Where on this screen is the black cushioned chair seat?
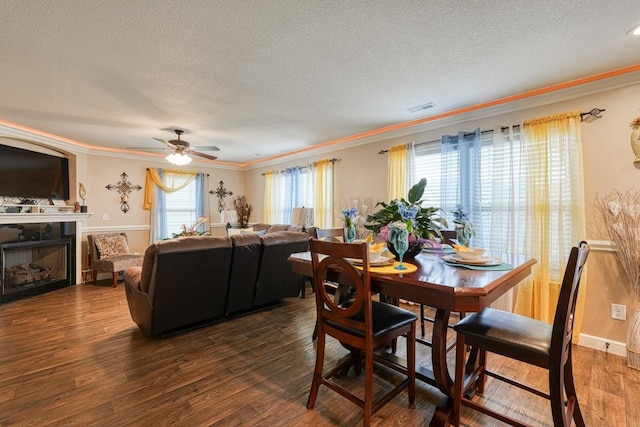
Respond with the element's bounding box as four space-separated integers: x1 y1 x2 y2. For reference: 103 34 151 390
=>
454 307 552 369
328 299 418 338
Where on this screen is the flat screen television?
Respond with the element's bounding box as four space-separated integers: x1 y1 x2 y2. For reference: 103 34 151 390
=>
0 144 70 201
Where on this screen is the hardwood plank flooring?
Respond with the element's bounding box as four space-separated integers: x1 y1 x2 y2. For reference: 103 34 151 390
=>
0 283 637 426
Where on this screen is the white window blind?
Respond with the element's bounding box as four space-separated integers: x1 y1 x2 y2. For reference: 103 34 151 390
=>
163 179 199 238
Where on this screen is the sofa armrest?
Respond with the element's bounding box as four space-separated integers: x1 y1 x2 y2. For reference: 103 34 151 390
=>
124 266 143 291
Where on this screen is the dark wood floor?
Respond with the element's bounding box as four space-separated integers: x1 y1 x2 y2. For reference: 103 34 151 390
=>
0 282 638 426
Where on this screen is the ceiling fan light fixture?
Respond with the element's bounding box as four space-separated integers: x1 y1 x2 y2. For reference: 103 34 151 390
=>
627 23 640 36
166 151 192 165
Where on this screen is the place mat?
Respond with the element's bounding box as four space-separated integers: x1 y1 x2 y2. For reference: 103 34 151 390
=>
442 259 514 271
354 261 417 274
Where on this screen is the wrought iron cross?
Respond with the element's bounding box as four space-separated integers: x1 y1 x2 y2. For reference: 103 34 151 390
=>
106 172 142 213
209 180 233 212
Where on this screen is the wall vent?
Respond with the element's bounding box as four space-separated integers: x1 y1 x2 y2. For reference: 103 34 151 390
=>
407 102 437 114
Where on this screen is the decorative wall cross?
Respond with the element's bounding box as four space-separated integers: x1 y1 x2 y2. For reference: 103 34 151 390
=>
209 180 233 212
106 172 142 213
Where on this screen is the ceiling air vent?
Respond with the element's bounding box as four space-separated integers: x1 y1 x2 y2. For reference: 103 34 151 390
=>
407 102 436 114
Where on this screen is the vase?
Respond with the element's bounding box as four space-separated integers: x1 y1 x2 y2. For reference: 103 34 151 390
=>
631 128 640 164
627 304 640 370
345 225 356 243
456 230 470 247
388 242 423 260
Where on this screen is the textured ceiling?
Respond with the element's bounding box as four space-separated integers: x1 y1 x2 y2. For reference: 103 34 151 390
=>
0 0 639 166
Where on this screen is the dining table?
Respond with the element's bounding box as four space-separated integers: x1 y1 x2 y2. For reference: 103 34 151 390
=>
288 249 536 426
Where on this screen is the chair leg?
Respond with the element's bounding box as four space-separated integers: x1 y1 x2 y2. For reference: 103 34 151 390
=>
564 352 586 427
92 269 97 285
420 304 425 337
363 343 374 427
452 333 467 426
112 272 118 287
307 328 325 409
407 322 416 404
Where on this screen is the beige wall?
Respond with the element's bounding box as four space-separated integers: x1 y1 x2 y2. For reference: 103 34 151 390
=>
244 82 640 348
77 154 244 273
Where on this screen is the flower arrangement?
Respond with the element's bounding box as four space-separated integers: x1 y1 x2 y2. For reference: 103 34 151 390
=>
365 178 447 244
342 207 358 228
233 195 252 228
631 116 640 130
451 204 475 246
171 216 209 238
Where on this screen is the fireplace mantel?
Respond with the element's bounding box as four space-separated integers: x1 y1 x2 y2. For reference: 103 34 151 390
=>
0 213 91 285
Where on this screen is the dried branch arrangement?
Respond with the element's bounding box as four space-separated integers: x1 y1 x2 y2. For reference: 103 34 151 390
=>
233 196 252 229
594 189 640 300
338 196 377 239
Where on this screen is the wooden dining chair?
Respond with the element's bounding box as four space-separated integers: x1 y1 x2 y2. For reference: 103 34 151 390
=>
452 241 590 427
314 227 345 242
307 239 417 426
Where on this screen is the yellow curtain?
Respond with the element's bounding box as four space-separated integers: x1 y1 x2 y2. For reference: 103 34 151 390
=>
263 171 276 223
514 111 587 340
143 168 197 210
387 144 407 200
314 159 333 228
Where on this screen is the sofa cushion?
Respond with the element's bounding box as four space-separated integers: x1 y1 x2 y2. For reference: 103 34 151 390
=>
266 224 293 233
95 234 130 258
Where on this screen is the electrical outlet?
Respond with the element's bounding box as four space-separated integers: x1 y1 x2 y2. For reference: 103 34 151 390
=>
102 212 109 221
611 303 626 321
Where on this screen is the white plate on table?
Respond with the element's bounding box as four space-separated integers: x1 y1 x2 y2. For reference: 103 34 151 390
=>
443 254 502 266
347 256 394 266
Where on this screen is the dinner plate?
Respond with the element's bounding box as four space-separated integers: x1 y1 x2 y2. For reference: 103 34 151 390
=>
348 256 394 266
443 254 502 266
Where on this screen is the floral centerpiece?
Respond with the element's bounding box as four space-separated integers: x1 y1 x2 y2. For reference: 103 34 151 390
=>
451 204 475 247
342 207 358 242
171 216 209 238
365 178 447 258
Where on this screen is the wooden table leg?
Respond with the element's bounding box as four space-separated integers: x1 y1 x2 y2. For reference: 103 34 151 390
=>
429 308 454 426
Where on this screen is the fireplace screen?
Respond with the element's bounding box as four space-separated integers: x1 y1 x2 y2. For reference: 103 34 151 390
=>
2 240 69 298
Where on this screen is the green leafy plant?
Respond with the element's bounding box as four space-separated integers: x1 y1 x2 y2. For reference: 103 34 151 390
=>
365 178 447 243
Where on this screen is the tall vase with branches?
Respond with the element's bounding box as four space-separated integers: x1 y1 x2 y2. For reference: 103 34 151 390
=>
594 189 640 369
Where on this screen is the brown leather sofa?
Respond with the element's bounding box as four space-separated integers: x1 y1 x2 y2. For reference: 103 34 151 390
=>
124 230 310 337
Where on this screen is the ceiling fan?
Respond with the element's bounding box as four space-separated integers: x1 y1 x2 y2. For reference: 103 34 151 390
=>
129 129 219 164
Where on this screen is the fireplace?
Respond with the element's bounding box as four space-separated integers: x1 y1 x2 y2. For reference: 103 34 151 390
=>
1 222 75 304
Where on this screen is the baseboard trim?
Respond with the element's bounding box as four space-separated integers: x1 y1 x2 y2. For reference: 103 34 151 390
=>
578 333 627 357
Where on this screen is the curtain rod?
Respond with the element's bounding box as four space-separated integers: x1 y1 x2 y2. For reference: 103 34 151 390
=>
377 107 605 154
261 158 341 176
145 168 210 177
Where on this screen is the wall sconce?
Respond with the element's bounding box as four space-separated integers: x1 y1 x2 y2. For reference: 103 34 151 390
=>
105 172 142 213
209 180 233 212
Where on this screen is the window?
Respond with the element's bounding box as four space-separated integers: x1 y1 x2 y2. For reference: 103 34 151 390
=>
414 125 575 277
264 160 334 227
163 179 200 238
150 170 206 242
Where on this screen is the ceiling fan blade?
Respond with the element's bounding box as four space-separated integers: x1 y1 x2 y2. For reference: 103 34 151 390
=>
127 146 169 150
189 145 220 152
190 150 218 161
153 137 176 149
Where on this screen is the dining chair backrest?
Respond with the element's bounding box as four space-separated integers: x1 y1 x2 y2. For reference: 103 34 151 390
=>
310 239 371 342
551 241 590 368
314 228 345 242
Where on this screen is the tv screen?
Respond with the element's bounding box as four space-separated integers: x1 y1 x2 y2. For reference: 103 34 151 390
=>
0 144 70 201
